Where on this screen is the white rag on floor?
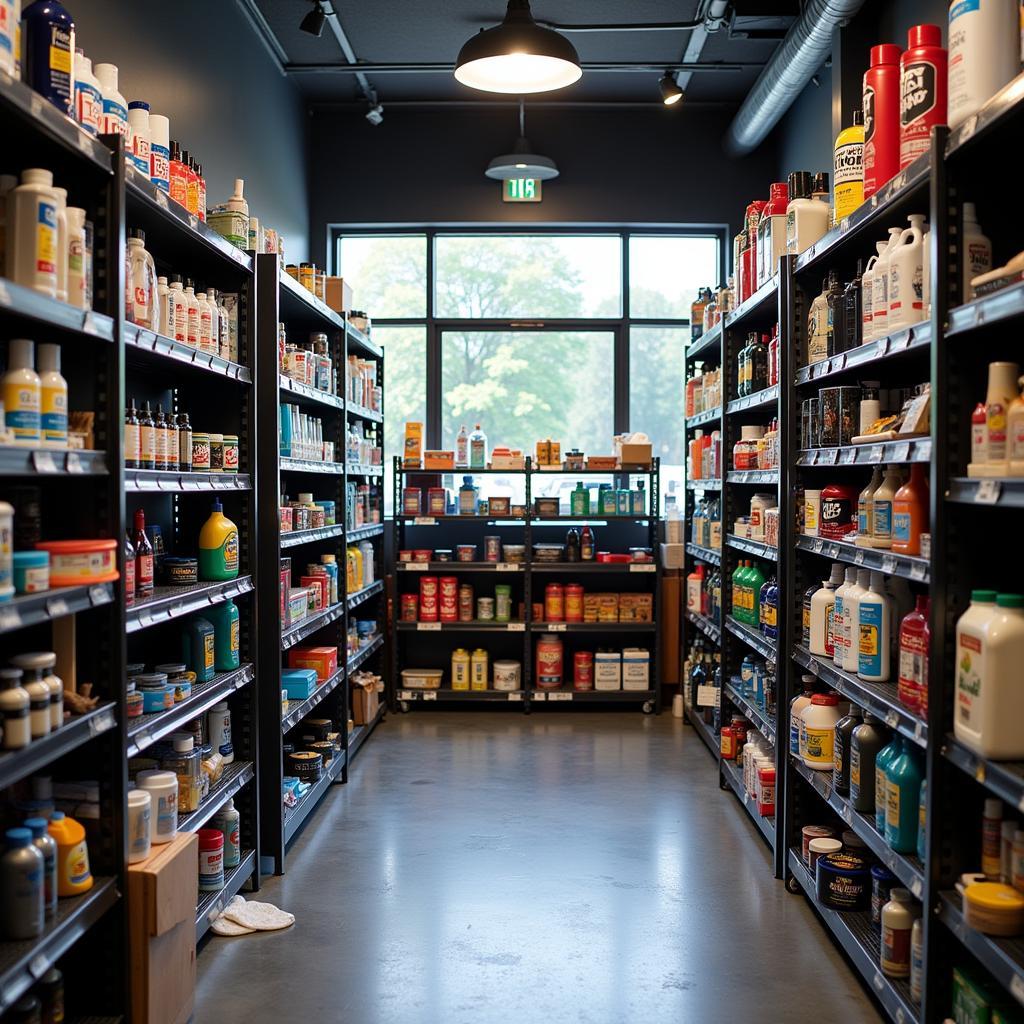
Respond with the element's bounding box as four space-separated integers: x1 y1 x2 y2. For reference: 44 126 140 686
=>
210 895 295 936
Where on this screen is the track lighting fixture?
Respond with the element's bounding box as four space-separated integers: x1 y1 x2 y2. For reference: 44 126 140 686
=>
300 1 329 38
659 72 684 106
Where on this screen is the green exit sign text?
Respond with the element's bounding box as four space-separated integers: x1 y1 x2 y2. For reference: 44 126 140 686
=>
503 178 543 203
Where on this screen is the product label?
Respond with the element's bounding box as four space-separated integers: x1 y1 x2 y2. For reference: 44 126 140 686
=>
834 142 864 221
886 777 901 828
130 133 150 175
892 510 912 544
901 59 938 164
988 402 1009 460
170 293 187 343
874 499 893 539
41 386 67 442
956 630 984 726
155 792 177 835
48 24 73 106
850 747 861 793
139 423 155 465
36 199 57 276
859 601 884 676
124 422 140 462
825 605 837 657
102 98 127 136
66 839 91 886
151 144 170 191
187 304 200 347
221 530 239 573
75 81 102 135
820 496 855 538
790 720 800 756
3 382 42 441
137 553 154 591
882 923 911 974
805 725 834 764
230 618 240 657
864 85 876 147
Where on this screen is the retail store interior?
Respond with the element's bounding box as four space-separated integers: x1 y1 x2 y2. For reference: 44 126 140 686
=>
4 0 1024 1020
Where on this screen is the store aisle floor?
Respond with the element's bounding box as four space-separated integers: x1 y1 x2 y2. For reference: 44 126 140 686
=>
197 713 880 1022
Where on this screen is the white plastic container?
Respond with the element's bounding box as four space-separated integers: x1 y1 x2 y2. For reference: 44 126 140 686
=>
167 276 187 342
73 50 102 136
65 205 87 310
842 569 872 673
871 465 905 549
860 240 888 343
809 563 844 657
196 291 216 354
126 229 158 330
37 343 67 445
802 693 842 770
51 185 68 303
135 770 177 844
184 282 200 348
786 177 830 255
962 202 993 303
622 648 650 690
8 168 58 297
790 680 815 756
93 62 128 137
871 227 904 342
948 0 1019 128
594 651 621 691
832 567 858 666
803 489 821 537
955 592 1024 757
888 214 927 332
148 113 170 192
208 700 234 764
493 660 521 691
857 570 892 682
126 101 152 176
127 788 152 864
2 339 41 443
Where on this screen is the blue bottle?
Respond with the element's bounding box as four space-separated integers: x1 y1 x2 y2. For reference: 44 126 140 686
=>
874 736 901 835
740 655 754 698
885 737 923 854
22 1 76 115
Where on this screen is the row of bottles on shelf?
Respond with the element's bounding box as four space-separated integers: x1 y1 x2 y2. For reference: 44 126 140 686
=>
683 638 720 725
736 326 780 397
687 430 721 481
729 560 779 638
690 284 733 339
732 422 779 472
970 360 1024 478
685 564 722 624
722 720 776 819
737 655 777 722
689 497 721 550
685 366 721 417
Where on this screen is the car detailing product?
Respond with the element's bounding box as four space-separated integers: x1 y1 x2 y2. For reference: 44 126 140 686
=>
875 735 902 832
948 0 1018 128
832 567 858 667
898 596 931 715
954 589 999 749
22 0 75 114
873 227 905 341
834 111 865 221
208 700 234 764
213 799 241 869
36 344 67 445
851 713 888 813
469 423 488 468
833 705 862 793
861 240 888 342
199 500 239 580
757 182 789 287
886 737 923 852
962 202 993 302
206 599 240 671
182 616 214 683
858 571 892 681
790 678 816 756
881 888 917 977
786 171 829 256
8 169 58 297
803 693 843 770
888 214 927 331
864 44 903 198
809 563 844 657
46 812 92 896
136 770 177 843
24 819 56 920
985 361 1021 473
3 339 42 443
73 49 102 135
872 465 904 549
900 25 948 169
892 464 929 555
65 205 87 310
94 62 128 137
149 113 171 192
1 827 44 940
198 829 224 892
127 788 151 865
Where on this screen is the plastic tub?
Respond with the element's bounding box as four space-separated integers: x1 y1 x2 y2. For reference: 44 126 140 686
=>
34 539 119 586
401 668 443 689
13 550 49 593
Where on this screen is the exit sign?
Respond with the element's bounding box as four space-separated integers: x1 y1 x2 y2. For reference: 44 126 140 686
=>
503 178 542 203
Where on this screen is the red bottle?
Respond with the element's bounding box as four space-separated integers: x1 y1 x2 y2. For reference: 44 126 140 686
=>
124 531 136 608
743 200 767 303
899 25 947 170
169 141 188 209
898 596 930 716
767 324 779 386
133 509 154 596
864 44 902 198
195 161 207 222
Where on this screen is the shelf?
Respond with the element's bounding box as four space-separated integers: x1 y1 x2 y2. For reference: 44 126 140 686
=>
795 535 930 583
346 523 385 541
531 515 653 523
396 514 527 524
347 579 384 610
0 276 115 341
347 635 384 675
126 665 255 757
279 375 344 409
787 850 919 1024
527 622 656 633
348 700 386 764
686 322 722 362
397 688 526 703
943 736 1024 810
685 406 722 429
0 704 117 790
279 457 345 475
686 707 720 760
724 682 776 745
0 876 119 1016
0 582 115 637
795 323 932 387
280 524 346 549
938 891 1024 1011
397 561 525 573
347 403 383 423
278 269 346 331
196 849 256 943
726 384 779 416
727 469 779 485
725 274 778 330
792 645 927 748
686 609 721 644
721 756 775 849
794 153 930 276
725 616 777 661
529 688 656 703
178 761 255 834
400 466 529 476
281 603 346 650
283 748 346 844
346 464 384 478
947 477 1024 508
124 323 251 383
789 756 925 897
529 562 658 574
126 576 254 634
685 479 722 491
282 667 346 733
347 322 382 359
726 535 778 561
686 543 721 566
798 438 931 467
125 469 251 492
398 620 528 633
0 446 108 477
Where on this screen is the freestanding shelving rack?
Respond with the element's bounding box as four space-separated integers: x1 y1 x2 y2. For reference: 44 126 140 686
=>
391 457 661 712
681 74 1024 1023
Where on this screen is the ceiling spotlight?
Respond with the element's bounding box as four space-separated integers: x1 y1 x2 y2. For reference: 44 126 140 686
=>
455 0 582 95
365 102 384 126
485 100 558 180
300 1 328 37
659 72 684 106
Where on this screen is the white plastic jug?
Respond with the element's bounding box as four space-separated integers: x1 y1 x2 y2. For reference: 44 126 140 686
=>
888 215 927 332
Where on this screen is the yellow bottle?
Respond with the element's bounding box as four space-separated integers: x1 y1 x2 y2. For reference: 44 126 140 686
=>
198 500 239 581
47 812 93 896
347 546 362 593
451 648 470 690
833 111 865 222
470 648 489 691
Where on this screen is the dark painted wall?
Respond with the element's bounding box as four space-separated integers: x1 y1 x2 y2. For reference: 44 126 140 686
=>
73 0 309 258
307 105 778 269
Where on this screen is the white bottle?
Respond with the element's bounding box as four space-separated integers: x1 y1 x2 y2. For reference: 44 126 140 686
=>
871 227 904 342
954 593 1024 758
807 278 830 364
809 563 844 658
2 339 41 443
167 276 187 342
196 291 216 354
871 465 904 549
184 281 200 348
93 63 128 137
208 701 233 764
985 361 1021 473
786 172 831 255
206 288 222 356
126 101 152 177
73 50 103 136
962 203 993 303
37 344 67 445
148 113 170 192
8 168 58 297
126 229 158 330
832 567 858 667
842 569 872 673
65 206 87 310
156 276 170 334
215 292 231 359
802 693 843 770
857 466 883 545
861 240 888 343
888 214 927 332
948 0 1019 129
51 186 68 304
857 571 891 681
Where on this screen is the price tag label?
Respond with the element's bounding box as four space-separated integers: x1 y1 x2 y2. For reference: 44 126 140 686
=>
697 685 718 708
90 707 115 736
975 760 986 783
885 710 900 728
891 441 911 462
825 449 839 465
507 692 523 702
878 335 891 356
417 622 442 631
47 596 69 619
869 445 886 463
910 876 923 899
532 692 547 702
29 953 49 980
841 804 853 825
910 561 928 582
547 623 567 632
65 451 83 473
840 447 857 465
32 450 57 473
882 555 897 574
854 549 866 565
629 563 656 573
399 690 413 700
406 562 429 571
959 113 979 144
975 479 1001 504
496 563 521 572
423 691 437 701
809 450 820 465
413 516 437 525
873 972 885 993
549 692 573 701
812 538 823 553
506 622 525 632
155 189 169 210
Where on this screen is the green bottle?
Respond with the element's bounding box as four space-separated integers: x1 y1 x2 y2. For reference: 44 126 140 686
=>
571 481 589 516
732 561 747 623
206 600 240 671
746 561 765 626
182 615 216 683
874 736 901 833
198 500 239 581
885 737 923 854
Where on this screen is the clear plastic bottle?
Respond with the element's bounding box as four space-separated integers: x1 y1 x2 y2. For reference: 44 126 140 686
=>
126 229 158 329
469 423 488 469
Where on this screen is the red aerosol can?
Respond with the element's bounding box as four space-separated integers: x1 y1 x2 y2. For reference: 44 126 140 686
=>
899 24 947 170
863 43 902 198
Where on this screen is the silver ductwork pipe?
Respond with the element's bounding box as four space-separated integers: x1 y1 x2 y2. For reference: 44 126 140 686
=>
724 0 867 155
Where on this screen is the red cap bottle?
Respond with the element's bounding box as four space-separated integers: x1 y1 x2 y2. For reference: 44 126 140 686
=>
863 44 902 198
899 25 947 170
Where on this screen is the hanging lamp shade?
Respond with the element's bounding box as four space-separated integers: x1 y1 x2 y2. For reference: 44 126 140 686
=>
485 135 559 180
455 0 582 94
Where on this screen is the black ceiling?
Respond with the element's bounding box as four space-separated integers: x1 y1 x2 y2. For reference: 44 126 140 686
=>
249 0 795 106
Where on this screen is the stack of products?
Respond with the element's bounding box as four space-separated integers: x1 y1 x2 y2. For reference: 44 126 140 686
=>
731 492 779 546
283 715 345 800
400 577 522 625
692 282 734 336
729 560 779 638
685 366 721 416
345 480 382 529
800 383 930 450
736 655 777 722
282 263 353 313
689 497 722 550
968 361 1024 479
280 492 337 534
688 429 721 481
731 425 779 471
534 640 650 692
279 553 341 629
347 617 379 659
280 328 337 395
345 420 381 468
735 327 780 396
346 355 381 412
720 720 776 819
684 639 721 727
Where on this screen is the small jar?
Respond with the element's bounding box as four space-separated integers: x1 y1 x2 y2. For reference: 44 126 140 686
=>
192 432 211 472
299 262 315 292
209 434 224 472
222 434 239 473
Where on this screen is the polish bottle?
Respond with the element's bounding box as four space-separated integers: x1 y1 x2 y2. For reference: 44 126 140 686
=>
22 0 76 114
861 240 889 343
948 0 1018 128
858 570 892 682
888 214 928 332
850 713 889 813
872 228 905 342
962 202 993 303
757 182 789 287
891 463 929 555
833 704 863 795
899 25 947 170
94 62 128 137
864 44 902 198
73 49 103 135
875 735 902 833
842 569 873 674
149 114 171 192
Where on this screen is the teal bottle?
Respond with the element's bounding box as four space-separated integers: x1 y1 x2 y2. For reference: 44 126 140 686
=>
884 737 923 854
570 482 589 516
206 600 240 671
874 736 901 834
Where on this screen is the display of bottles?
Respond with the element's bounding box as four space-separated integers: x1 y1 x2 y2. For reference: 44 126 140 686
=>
884 737 923 853
468 424 488 469
685 367 721 416
969 361 1023 476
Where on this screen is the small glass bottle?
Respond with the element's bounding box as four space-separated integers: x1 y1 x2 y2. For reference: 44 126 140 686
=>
124 399 140 470
133 509 155 596
178 413 192 471
139 401 156 471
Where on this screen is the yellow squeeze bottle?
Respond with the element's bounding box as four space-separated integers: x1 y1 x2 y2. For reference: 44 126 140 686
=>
199 499 239 581
833 111 865 222
47 812 93 896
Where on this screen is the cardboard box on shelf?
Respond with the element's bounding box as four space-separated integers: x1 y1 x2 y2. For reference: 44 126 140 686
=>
622 648 651 690
324 276 353 314
423 450 455 470
351 673 383 725
129 832 198 1024
404 422 423 468
660 543 684 570
618 442 653 467
288 645 338 681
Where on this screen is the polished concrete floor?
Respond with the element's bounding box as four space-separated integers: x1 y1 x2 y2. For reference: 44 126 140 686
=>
197 712 881 1022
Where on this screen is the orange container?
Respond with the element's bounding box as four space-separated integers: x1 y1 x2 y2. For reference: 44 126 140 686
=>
47 812 94 896
544 584 564 623
564 584 584 623
35 539 119 586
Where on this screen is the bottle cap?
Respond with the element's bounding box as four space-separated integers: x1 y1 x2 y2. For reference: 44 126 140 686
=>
787 171 812 199
972 590 998 602
813 172 830 194
37 344 60 374
997 594 1024 608
853 109 863 126
811 693 840 705
128 100 150 111
907 24 943 49
5 827 32 847
870 43 902 66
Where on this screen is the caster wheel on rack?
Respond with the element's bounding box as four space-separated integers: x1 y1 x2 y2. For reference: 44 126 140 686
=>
642 700 655 715
786 876 801 895
400 701 410 714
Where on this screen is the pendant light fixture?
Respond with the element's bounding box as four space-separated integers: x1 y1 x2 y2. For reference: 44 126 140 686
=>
485 100 559 180
455 0 582 95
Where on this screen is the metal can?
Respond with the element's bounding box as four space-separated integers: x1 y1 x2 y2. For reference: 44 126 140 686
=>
573 651 594 690
311 506 326 529
402 487 422 515
545 583 565 622
209 433 224 472
493 660 521 692
564 584 584 623
439 576 458 622
535 635 564 689
456 544 477 562
400 593 419 622
279 506 294 532
494 584 512 623
458 584 474 622
483 535 501 562
428 487 446 514
451 648 471 690
222 434 239 473
418 576 438 621
192 432 211 471
477 597 495 621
